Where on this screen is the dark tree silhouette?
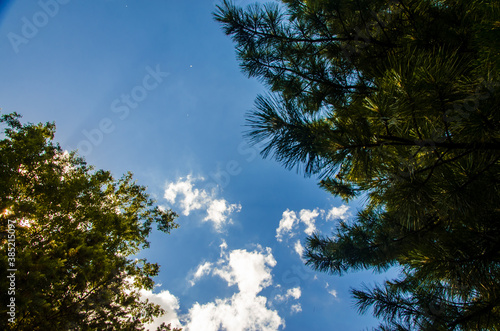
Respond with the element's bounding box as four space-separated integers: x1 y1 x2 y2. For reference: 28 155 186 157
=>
216 0 500 329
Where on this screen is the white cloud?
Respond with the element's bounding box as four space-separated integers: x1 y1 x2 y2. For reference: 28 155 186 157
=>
291 303 302 314
299 209 319 235
276 205 351 245
189 261 213 287
164 175 208 216
294 240 304 259
325 282 338 298
220 239 228 257
204 199 241 231
140 289 182 331
287 287 301 300
164 175 241 232
275 287 302 302
276 205 351 264
276 208 322 242
273 286 303 316
185 294 282 331
276 209 299 242
212 248 276 295
184 247 284 331
326 205 350 222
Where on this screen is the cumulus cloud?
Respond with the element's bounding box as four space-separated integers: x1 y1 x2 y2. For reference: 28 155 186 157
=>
184 246 284 331
275 209 299 242
164 175 241 232
140 289 182 331
205 199 242 231
276 208 322 242
299 209 319 235
294 240 304 259
185 295 282 331
274 287 302 316
275 287 302 302
276 205 350 262
276 205 350 243
287 287 301 300
213 247 276 296
164 175 208 215
326 205 350 222
291 303 302 314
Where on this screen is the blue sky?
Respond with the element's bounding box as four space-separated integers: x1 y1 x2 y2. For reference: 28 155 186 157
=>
0 1 393 330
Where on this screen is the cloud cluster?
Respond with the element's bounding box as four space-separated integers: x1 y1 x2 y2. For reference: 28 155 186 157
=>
325 282 338 299
276 205 350 259
275 287 301 302
274 286 302 315
185 246 284 331
164 175 241 231
275 208 322 242
276 205 350 243
147 245 289 330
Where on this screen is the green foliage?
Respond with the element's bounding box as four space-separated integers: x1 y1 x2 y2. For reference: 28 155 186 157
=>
156 323 183 331
0 113 180 330
216 0 500 329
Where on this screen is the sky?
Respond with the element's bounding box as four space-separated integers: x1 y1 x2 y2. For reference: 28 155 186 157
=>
0 1 394 330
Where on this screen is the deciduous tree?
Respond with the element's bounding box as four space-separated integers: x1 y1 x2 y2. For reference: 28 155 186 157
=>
0 113 180 330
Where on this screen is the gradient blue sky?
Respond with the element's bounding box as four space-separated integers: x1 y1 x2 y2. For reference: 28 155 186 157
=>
0 1 394 330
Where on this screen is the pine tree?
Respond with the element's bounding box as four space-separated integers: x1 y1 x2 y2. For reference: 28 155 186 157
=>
0 113 180 330
216 0 500 329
